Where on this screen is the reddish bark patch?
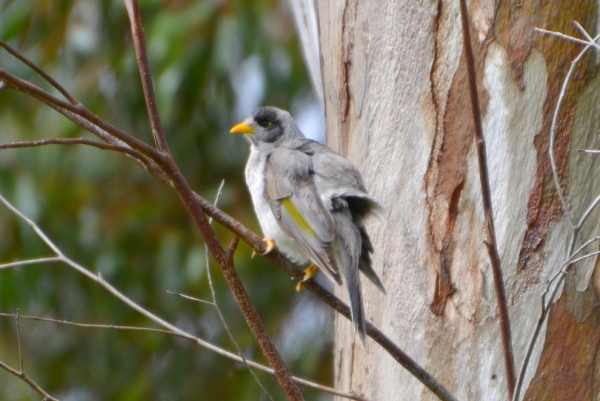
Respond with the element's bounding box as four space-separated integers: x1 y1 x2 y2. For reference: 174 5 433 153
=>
338 0 358 156
425 12 490 313
430 236 457 315
494 0 598 271
430 179 464 315
523 275 600 400
494 0 538 89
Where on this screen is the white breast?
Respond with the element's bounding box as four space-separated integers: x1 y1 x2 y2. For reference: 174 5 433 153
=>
245 147 310 265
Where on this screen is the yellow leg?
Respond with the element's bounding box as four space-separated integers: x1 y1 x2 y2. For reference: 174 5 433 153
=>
295 264 319 292
251 238 276 258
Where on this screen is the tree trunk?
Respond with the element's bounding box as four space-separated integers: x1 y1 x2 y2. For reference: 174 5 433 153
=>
297 0 600 399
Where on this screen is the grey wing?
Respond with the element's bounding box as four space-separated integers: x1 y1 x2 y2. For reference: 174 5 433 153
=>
264 148 342 285
298 140 385 292
332 208 367 343
297 140 384 218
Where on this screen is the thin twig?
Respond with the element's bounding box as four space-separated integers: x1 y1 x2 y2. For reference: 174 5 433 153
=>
458 0 515 397
515 232 582 401
160 166 304 399
0 195 364 401
543 33 600 227
0 257 62 270
0 45 171 185
188 180 274 400
0 313 365 401
578 149 600 154
0 194 302 401
576 194 600 229
166 291 214 306
0 9 305 392
0 135 173 187
123 0 169 153
533 27 600 52
205 184 264 391
0 308 59 400
0 138 146 161
569 236 600 260
573 21 600 49
0 361 59 401
566 250 600 266
514 28 600 401
0 39 78 105
0 68 163 161
15 309 23 373
193 193 458 401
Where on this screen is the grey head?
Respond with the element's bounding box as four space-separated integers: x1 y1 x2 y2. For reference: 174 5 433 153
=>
230 106 305 150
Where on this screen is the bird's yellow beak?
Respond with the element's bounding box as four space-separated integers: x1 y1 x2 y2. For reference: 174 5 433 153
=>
230 122 254 134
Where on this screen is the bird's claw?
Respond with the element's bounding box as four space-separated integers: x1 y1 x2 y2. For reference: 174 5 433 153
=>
251 238 276 258
295 264 318 292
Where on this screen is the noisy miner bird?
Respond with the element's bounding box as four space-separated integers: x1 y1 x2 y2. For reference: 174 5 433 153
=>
230 106 385 344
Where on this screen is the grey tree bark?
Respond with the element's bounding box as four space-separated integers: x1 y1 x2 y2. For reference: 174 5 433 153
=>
292 0 600 400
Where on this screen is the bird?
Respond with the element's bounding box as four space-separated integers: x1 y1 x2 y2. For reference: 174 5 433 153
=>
230 106 385 344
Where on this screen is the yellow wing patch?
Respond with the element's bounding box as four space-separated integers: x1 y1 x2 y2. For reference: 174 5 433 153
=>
281 198 315 238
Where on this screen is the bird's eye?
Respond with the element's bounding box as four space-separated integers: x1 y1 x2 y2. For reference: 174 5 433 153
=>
258 120 273 128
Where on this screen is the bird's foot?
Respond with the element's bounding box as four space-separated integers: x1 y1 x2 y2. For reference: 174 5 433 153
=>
295 264 318 292
251 238 276 258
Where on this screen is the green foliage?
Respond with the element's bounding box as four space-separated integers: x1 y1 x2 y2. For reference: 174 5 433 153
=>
0 0 332 399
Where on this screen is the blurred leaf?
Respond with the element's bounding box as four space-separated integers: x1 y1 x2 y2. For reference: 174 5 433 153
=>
0 0 331 399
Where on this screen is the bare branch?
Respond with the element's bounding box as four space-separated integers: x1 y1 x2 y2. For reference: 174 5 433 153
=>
0 137 146 160
566 250 600 266
569 236 600 260
576 194 600 230
537 28 600 227
0 257 62 270
166 291 214 306
182 180 274 400
192 191 458 401
15 309 23 373
226 236 240 261
0 195 64 256
573 21 600 49
0 308 59 400
0 68 162 161
533 27 600 51
0 193 303 401
158 159 305 399
0 136 173 188
0 65 175 187
0 361 59 401
123 0 169 153
0 313 365 401
0 39 78 105
458 0 515 397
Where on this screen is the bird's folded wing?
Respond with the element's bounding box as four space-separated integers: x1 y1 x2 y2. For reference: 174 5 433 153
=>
296 140 384 218
265 148 341 284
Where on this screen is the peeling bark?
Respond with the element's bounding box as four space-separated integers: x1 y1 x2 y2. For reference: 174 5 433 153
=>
307 0 600 399
494 0 599 272
524 275 600 401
